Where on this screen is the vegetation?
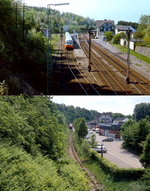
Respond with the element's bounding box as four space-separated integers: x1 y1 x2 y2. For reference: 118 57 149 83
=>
0 96 90 191
133 103 150 121
134 15 150 47
112 32 126 44
74 118 88 139
112 112 125 119
121 103 150 167
57 103 99 123
84 160 147 191
117 20 139 30
104 31 114 41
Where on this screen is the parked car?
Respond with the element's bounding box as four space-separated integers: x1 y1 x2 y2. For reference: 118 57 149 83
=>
93 144 107 153
102 137 114 142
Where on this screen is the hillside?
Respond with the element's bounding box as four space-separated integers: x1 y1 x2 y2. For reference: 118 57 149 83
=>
0 96 90 191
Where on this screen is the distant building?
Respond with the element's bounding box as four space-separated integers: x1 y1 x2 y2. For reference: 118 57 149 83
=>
113 117 129 124
96 19 115 39
98 112 113 123
98 122 122 139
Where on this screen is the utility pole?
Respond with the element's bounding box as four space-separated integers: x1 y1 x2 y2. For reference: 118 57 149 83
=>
60 26 63 57
101 143 103 158
88 30 92 72
22 3 26 41
15 3 18 28
126 27 131 84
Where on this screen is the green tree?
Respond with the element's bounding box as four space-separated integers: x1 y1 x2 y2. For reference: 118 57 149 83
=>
140 134 150 167
104 31 114 41
89 134 97 148
133 103 150 121
78 118 88 139
112 32 126 44
74 118 88 139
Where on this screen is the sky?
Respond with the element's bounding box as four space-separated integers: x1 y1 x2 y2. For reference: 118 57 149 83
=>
52 96 150 115
23 0 150 23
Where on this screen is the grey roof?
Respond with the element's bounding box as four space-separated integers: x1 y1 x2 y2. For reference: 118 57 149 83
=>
96 19 115 28
116 25 136 32
98 123 122 130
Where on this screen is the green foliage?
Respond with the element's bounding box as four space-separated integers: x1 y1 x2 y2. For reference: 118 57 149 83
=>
90 149 145 181
117 20 138 30
104 31 114 41
112 112 125 119
140 134 150 167
57 104 99 123
121 119 150 154
136 15 150 47
133 103 150 121
59 162 89 191
0 142 90 191
78 140 92 160
0 96 67 159
0 96 90 191
112 32 126 44
89 134 97 148
74 118 88 139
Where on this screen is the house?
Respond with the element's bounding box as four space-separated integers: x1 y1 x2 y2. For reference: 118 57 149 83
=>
115 25 136 38
96 19 115 39
113 117 129 124
98 112 113 123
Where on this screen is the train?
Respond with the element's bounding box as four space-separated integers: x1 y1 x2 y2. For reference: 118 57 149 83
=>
64 32 74 50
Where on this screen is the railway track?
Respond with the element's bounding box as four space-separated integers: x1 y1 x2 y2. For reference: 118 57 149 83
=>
79 34 150 95
69 130 103 191
66 50 101 95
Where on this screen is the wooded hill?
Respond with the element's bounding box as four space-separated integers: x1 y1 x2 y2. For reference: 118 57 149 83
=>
0 96 90 191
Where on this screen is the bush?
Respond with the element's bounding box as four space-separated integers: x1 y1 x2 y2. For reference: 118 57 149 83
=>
90 149 145 181
113 32 126 44
104 31 114 41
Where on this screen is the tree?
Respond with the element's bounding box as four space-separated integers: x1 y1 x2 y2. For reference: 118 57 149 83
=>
112 112 125 119
104 31 114 41
133 103 150 121
89 134 97 148
140 134 150 167
117 20 138 30
112 32 126 44
74 118 88 139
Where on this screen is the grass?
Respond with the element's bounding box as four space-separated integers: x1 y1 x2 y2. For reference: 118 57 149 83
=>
83 160 137 191
113 44 150 65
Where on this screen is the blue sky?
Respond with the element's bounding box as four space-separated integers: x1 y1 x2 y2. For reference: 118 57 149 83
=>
24 0 150 23
52 96 150 115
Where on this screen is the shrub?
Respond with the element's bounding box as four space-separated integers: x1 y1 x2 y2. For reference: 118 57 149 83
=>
90 149 145 181
104 31 114 41
113 32 126 44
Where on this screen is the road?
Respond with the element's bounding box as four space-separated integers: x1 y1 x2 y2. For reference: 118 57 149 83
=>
96 134 143 168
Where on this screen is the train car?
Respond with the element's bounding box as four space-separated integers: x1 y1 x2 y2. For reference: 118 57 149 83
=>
64 32 74 50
